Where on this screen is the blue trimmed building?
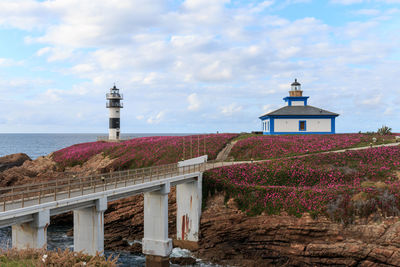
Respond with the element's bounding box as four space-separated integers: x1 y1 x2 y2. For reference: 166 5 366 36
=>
259 79 339 135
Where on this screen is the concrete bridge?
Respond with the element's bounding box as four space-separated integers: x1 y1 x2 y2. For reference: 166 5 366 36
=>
0 155 227 266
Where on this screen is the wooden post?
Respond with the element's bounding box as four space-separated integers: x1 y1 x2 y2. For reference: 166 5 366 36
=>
39 184 42 204
54 179 58 201
183 137 185 160
204 135 206 155
68 178 71 197
190 136 193 158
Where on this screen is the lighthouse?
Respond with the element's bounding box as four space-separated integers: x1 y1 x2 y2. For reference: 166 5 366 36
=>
106 85 123 140
259 79 339 134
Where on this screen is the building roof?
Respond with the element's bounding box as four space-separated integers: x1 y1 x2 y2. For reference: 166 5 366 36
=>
260 105 339 118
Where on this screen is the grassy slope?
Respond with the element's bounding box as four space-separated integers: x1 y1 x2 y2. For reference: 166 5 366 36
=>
204 144 400 223
229 133 398 161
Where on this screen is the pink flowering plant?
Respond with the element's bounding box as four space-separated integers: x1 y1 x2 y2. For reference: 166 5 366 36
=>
204 146 400 222
230 133 396 161
53 134 238 169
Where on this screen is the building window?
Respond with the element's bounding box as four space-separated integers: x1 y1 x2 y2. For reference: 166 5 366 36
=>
267 121 269 131
299 120 306 131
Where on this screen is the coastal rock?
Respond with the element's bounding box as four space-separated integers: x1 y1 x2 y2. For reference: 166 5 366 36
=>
0 153 31 172
170 257 197 265
64 153 117 175
195 193 400 266
0 155 62 187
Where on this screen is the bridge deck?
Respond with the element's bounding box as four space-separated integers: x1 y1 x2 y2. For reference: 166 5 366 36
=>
0 156 240 228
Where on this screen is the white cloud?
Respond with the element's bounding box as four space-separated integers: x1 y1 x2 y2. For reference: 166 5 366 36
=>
0 0 399 133
359 95 382 107
147 111 165 124
187 93 201 111
331 0 364 4
197 61 232 82
331 0 400 4
220 103 243 116
0 58 23 67
250 1 275 13
354 9 381 16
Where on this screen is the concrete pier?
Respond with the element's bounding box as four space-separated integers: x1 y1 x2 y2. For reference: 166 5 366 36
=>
175 174 202 250
143 183 172 266
12 210 50 249
74 197 107 255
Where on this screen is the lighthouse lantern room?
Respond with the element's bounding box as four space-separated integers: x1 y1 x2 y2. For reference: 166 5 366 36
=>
106 85 123 140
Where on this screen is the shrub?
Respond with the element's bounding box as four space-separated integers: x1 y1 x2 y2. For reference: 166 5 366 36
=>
377 125 392 135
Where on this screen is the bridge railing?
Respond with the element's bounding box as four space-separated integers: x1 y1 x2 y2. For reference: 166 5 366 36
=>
0 161 206 212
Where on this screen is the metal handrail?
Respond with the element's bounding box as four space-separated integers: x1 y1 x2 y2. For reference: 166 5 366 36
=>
0 161 205 212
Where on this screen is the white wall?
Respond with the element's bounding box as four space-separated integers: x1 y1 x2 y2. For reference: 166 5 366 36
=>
274 118 331 132
291 101 305 106
109 108 120 118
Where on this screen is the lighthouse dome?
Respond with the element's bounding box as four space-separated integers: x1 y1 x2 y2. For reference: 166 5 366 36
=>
291 79 301 91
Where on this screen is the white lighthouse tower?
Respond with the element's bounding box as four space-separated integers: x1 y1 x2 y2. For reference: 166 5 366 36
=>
106 85 123 140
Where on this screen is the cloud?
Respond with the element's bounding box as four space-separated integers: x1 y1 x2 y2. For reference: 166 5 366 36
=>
187 93 201 111
331 0 364 4
0 58 23 67
220 103 243 116
331 0 400 4
353 9 381 16
147 111 165 124
0 0 399 133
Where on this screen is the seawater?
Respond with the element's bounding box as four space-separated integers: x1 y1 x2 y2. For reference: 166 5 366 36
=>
0 133 192 159
0 133 220 267
0 226 218 267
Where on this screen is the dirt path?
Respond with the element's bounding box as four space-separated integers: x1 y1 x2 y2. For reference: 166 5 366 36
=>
213 141 400 166
215 140 238 162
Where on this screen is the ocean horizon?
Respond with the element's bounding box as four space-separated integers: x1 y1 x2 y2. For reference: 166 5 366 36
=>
0 133 197 159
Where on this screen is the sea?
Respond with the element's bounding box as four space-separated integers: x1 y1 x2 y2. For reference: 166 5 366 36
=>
0 133 220 267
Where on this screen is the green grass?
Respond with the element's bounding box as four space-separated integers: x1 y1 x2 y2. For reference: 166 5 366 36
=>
0 258 35 266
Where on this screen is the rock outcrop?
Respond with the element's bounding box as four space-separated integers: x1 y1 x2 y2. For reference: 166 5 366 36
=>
0 153 31 172
195 194 400 266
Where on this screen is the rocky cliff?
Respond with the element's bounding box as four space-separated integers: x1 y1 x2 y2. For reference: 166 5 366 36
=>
197 194 400 266
0 153 31 173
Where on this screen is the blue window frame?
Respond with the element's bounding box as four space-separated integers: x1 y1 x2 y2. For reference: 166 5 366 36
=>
299 120 306 131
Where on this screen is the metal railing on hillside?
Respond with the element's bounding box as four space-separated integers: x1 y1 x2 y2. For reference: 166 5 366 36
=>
0 162 207 212
97 136 137 141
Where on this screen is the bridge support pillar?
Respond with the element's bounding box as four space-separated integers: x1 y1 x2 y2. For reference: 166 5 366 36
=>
74 197 107 255
174 174 202 250
143 183 172 266
12 210 50 249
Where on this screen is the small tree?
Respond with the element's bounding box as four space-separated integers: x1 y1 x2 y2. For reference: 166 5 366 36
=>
377 125 392 135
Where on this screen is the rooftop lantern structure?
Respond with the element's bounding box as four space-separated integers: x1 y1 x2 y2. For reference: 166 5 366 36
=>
289 78 303 97
106 85 123 140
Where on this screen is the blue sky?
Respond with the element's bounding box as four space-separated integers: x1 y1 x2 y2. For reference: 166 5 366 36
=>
0 0 399 133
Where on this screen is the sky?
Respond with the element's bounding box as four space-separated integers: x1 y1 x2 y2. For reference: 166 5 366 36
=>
0 0 399 134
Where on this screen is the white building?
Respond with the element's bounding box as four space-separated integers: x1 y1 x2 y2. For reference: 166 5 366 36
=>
259 79 339 135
